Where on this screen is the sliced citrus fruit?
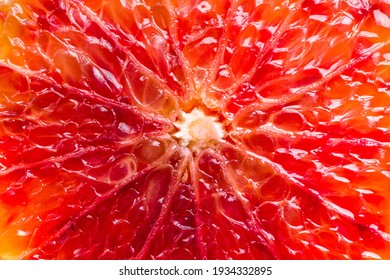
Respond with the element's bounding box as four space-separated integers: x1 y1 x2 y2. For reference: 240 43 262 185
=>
1 0 390 260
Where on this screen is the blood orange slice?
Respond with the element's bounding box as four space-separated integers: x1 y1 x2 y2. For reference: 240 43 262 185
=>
1 0 390 260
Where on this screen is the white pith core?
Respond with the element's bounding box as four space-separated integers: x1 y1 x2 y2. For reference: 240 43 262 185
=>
173 108 225 148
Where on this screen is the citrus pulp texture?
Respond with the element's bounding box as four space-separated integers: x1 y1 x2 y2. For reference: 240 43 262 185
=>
1 0 390 259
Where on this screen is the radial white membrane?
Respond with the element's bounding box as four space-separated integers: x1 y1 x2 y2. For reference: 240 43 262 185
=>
173 108 225 150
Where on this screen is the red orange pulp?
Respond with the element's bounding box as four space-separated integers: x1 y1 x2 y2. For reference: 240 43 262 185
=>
1 0 390 259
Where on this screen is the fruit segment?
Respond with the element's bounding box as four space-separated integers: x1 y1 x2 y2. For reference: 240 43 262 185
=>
1 0 390 260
